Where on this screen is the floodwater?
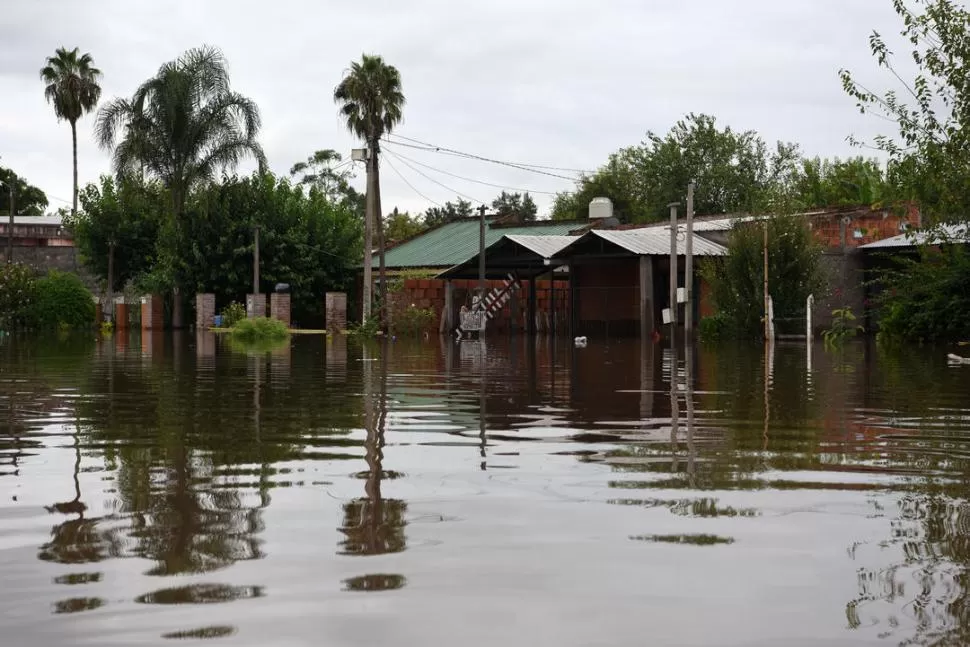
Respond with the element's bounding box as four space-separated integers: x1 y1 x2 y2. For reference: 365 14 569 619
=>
1 332 970 647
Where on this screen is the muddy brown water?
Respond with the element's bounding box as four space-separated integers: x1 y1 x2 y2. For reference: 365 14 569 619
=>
1 333 970 646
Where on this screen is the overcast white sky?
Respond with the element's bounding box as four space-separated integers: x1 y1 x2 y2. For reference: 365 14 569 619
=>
1 0 909 218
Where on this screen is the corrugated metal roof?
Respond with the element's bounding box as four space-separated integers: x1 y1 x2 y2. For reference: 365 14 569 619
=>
502 234 578 258
563 228 727 257
377 218 587 268
859 224 969 249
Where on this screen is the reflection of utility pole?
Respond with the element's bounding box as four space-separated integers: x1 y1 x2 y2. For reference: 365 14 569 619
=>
685 341 695 488
669 334 679 475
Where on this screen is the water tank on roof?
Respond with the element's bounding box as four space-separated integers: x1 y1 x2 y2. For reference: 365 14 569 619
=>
589 197 613 220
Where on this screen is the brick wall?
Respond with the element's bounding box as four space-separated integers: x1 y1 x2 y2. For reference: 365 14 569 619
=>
270 293 291 327
807 205 917 250
11 246 97 291
326 292 347 331
196 293 215 329
390 277 571 333
140 294 164 330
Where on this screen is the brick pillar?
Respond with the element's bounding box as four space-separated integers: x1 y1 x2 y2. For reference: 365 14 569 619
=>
270 293 291 328
196 293 215 329
141 294 164 330
114 298 128 330
95 299 103 325
246 293 267 319
326 292 347 332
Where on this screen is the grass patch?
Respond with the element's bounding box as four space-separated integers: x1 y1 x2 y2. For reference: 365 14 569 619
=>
230 316 289 342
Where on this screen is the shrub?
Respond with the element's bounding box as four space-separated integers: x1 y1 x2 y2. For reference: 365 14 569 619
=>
348 315 380 338
0 263 38 330
822 306 864 348
220 301 246 328
700 217 823 339
395 305 437 336
698 312 735 342
30 271 96 330
231 316 289 342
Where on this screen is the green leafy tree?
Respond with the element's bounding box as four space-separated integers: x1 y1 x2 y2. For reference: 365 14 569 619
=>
840 0 970 228
553 114 800 223
94 45 265 325
700 217 823 338
70 175 164 293
40 47 102 218
174 173 362 325
384 207 425 243
289 149 364 215
423 198 473 227
0 166 49 216
491 191 537 222
791 156 887 210
334 54 405 323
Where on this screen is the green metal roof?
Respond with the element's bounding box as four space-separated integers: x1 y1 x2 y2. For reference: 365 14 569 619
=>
374 218 588 269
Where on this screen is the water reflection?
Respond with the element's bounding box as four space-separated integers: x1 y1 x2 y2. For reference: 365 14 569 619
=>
1 333 969 645
339 344 407 557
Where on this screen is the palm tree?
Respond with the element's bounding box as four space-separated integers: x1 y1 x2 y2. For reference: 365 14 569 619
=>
95 45 265 327
40 47 102 218
334 54 405 324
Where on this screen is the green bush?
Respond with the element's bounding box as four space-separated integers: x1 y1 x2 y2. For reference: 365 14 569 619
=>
822 306 864 348
220 301 246 328
230 316 289 342
30 271 96 330
698 312 735 342
0 263 38 330
700 217 823 339
395 305 437 336
874 245 970 341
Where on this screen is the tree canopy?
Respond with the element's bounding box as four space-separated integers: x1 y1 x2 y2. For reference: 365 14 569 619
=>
0 166 49 216
384 207 425 243
95 45 265 218
840 0 970 228
424 198 473 227
491 191 537 223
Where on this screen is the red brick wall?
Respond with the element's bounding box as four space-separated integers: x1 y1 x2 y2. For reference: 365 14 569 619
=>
391 277 570 333
807 205 917 250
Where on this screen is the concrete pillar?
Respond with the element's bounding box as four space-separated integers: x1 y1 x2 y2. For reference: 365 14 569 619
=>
270 293 291 328
114 297 128 330
196 293 215 329
639 256 655 338
246 293 267 319
141 294 164 330
326 292 347 332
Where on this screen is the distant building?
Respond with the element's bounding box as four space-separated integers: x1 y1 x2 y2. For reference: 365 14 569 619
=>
0 215 93 287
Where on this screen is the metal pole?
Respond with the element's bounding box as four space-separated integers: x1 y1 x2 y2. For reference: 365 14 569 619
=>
668 202 679 327
478 204 486 308
7 180 14 263
253 225 260 295
763 220 769 340
684 181 695 333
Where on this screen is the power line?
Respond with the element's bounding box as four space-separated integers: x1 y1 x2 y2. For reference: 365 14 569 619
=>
383 148 483 204
380 148 561 196
382 135 586 181
382 154 442 207
388 133 595 174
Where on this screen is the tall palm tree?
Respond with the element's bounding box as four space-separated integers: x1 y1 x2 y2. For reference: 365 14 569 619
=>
95 45 265 327
334 54 405 324
40 47 102 218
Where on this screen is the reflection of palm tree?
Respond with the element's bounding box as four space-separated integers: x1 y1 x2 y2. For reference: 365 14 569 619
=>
339 343 406 555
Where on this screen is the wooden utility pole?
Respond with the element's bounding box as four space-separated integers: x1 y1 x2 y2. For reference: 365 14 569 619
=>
478 204 487 307
362 146 375 321
253 225 260 295
373 140 387 329
668 202 679 327
6 178 14 263
684 181 695 333
763 220 769 340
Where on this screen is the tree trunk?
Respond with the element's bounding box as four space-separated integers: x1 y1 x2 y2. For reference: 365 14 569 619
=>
107 241 115 322
373 140 388 331
71 120 78 219
362 144 375 322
